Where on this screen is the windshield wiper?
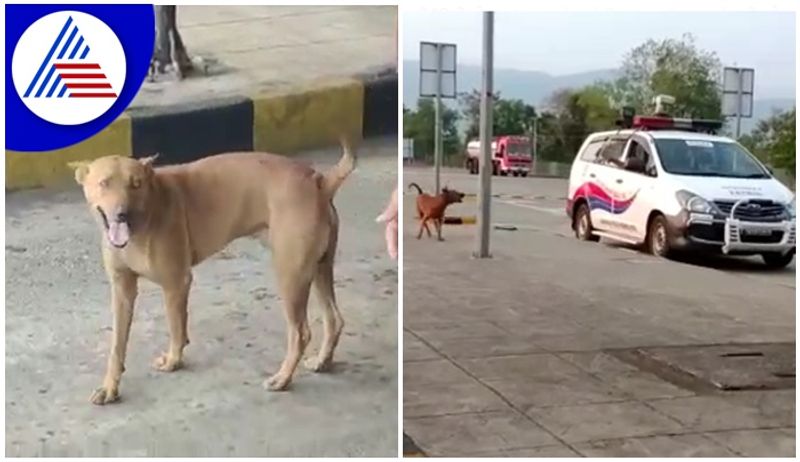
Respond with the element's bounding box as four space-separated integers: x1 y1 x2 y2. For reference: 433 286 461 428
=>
729 173 770 179
670 171 724 177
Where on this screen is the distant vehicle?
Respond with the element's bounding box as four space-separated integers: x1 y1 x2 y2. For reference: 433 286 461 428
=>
566 108 796 268
465 135 533 177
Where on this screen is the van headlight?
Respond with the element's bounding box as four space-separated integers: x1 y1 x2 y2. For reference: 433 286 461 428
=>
788 197 796 218
676 190 716 214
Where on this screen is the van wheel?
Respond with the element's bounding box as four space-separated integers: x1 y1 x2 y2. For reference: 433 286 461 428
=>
520 172 528 178
761 251 795 269
647 214 672 258
574 203 599 241
500 170 508 176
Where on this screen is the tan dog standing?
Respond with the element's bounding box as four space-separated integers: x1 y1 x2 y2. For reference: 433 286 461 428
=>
69 142 354 405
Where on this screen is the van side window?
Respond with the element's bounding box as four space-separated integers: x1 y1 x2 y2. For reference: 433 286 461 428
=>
598 139 626 166
580 139 605 161
625 140 657 177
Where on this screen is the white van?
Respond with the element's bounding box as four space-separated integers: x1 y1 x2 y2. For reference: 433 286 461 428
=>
566 114 796 268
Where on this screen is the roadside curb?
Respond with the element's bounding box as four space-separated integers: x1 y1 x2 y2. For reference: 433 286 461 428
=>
6 70 398 190
403 433 426 457
443 216 476 225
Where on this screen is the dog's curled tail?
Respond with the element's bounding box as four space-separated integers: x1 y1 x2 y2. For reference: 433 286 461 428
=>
408 182 423 194
321 136 357 198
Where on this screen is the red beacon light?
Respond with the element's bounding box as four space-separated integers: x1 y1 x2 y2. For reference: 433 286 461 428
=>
617 96 723 134
632 116 723 134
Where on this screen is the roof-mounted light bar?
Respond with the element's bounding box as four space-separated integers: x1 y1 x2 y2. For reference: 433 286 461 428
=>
632 116 723 134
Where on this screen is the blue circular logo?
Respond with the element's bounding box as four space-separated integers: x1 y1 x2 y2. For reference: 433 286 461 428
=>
6 5 154 152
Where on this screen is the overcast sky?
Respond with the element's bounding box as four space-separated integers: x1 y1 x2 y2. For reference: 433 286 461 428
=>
403 11 796 99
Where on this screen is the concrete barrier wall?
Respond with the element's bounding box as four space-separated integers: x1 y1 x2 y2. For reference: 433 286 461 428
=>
7 72 398 190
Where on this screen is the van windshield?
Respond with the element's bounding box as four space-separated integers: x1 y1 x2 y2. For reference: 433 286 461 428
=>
654 138 770 178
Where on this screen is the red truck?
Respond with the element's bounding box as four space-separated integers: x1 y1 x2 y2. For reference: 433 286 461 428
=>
465 135 533 177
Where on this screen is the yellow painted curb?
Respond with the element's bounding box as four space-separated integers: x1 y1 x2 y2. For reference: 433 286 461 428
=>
6 115 132 190
444 216 477 225
252 79 364 154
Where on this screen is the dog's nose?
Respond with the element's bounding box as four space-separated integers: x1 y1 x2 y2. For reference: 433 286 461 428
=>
115 211 129 223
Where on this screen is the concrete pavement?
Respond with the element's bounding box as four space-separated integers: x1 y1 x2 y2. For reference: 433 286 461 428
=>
134 6 396 108
5 139 398 457
403 167 795 457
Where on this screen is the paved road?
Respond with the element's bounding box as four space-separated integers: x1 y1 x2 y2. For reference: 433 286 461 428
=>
5 138 398 457
134 6 396 108
403 166 795 457
406 166 795 286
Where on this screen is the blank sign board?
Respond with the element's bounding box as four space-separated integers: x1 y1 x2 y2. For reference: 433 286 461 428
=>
419 42 457 99
420 72 456 98
722 93 753 118
722 67 754 117
420 42 456 72
723 67 754 93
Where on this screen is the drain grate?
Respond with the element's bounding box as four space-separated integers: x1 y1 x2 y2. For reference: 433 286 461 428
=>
611 343 795 392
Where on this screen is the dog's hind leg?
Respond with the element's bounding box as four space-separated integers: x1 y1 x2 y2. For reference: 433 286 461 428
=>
417 217 428 239
90 268 138 405
264 234 315 391
305 250 343 373
153 273 192 372
423 219 433 238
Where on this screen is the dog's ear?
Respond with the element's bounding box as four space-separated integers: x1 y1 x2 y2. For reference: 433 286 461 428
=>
67 161 90 185
139 154 159 176
139 153 159 167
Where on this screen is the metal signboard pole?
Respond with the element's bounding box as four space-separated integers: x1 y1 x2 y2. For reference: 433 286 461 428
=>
434 44 442 194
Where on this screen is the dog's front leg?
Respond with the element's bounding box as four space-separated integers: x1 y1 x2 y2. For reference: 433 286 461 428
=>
90 270 138 405
153 273 192 372
435 219 445 241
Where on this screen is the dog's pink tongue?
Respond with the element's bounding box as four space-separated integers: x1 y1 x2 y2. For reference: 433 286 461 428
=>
108 221 130 247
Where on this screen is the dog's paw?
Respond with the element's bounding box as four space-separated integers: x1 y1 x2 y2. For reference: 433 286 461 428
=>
89 386 119 405
152 353 183 372
304 355 333 373
263 373 292 391
437 237 446 241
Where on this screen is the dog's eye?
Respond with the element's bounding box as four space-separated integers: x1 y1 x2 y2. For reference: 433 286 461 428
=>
130 177 141 189
99 178 110 188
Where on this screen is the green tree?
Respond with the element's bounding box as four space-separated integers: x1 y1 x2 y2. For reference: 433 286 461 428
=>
740 109 796 177
458 89 501 140
403 99 460 163
458 89 536 140
494 99 537 136
537 86 617 163
607 33 722 118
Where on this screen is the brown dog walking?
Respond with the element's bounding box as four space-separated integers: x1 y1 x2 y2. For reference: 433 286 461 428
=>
70 141 355 405
408 183 465 241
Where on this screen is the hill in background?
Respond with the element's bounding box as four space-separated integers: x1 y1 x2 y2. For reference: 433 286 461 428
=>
403 60 795 134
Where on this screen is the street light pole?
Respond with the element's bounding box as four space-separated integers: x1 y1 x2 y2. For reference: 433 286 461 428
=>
532 114 538 160
474 11 494 259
